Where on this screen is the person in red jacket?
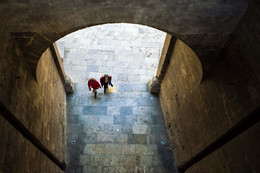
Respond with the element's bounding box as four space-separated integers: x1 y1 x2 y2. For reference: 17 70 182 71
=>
100 74 113 93
88 78 101 98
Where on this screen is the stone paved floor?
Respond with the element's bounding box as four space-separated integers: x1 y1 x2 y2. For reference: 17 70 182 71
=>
57 23 177 173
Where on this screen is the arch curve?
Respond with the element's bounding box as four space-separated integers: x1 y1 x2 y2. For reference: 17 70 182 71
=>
6 1 248 81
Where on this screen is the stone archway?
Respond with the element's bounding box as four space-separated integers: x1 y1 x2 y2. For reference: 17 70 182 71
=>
1 0 248 80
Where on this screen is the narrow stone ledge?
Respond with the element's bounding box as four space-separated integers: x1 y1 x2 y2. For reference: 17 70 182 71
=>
64 75 74 93
50 43 75 93
148 76 161 94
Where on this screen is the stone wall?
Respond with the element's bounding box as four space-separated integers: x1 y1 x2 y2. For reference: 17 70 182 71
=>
186 121 260 173
159 3 260 172
0 40 66 172
0 116 64 173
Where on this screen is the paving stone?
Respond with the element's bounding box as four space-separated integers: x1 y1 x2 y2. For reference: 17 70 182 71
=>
91 155 107 165
116 166 136 173
104 144 122 154
87 66 99 72
80 115 99 125
83 144 105 154
83 106 107 115
79 97 89 106
151 125 166 134
151 115 165 124
125 115 137 125
157 145 176 173
99 116 113 124
147 134 160 144
83 165 102 173
124 155 141 166
136 115 153 125
95 60 109 67
67 106 83 114
116 155 126 166
140 155 154 166
113 115 126 125
88 49 100 54
83 133 97 144
133 106 163 116
128 134 147 144
102 155 119 166
66 165 83 173
118 83 132 92
79 154 92 165
142 166 165 173
85 125 106 134
120 106 133 115
67 114 79 123
118 73 128 81
122 124 132 134
113 67 124 74
132 123 149 134
108 107 120 115
98 66 113 74
89 97 109 106
103 166 117 173
97 133 115 143
122 144 135 154
67 123 85 134
74 83 89 92
109 97 126 106
135 145 146 155
132 83 148 92
137 98 153 106
128 74 140 82
104 124 122 134
146 144 158 155
124 98 138 106
114 134 128 144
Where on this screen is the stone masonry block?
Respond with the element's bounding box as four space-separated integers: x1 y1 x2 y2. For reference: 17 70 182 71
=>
122 144 136 154
120 106 133 115
83 106 107 115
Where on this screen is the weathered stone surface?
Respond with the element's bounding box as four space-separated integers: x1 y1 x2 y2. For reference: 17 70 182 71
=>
0 116 64 173
97 133 115 143
1 1 259 171
148 76 161 94
0 45 66 168
0 0 249 78
159 3 260 172
65 75 75 93
186 123 260 173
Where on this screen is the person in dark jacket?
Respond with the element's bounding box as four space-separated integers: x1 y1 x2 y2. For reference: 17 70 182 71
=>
100 74 113 93
88 78 101 98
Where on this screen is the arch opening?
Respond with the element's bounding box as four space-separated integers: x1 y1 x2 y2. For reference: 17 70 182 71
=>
36 23 203 85
42 22 204 172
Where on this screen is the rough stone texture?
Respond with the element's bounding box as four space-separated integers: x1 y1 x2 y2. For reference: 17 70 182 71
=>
0 43 66 172
186 122 260 173
0 1 259 172
50 43 75 93
156 34 175 81
159 3 260 172
0 0 249 78
59 24 177 173
148 34 184 94
0 115 64 173
65 75 75 93
148 76 161 94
